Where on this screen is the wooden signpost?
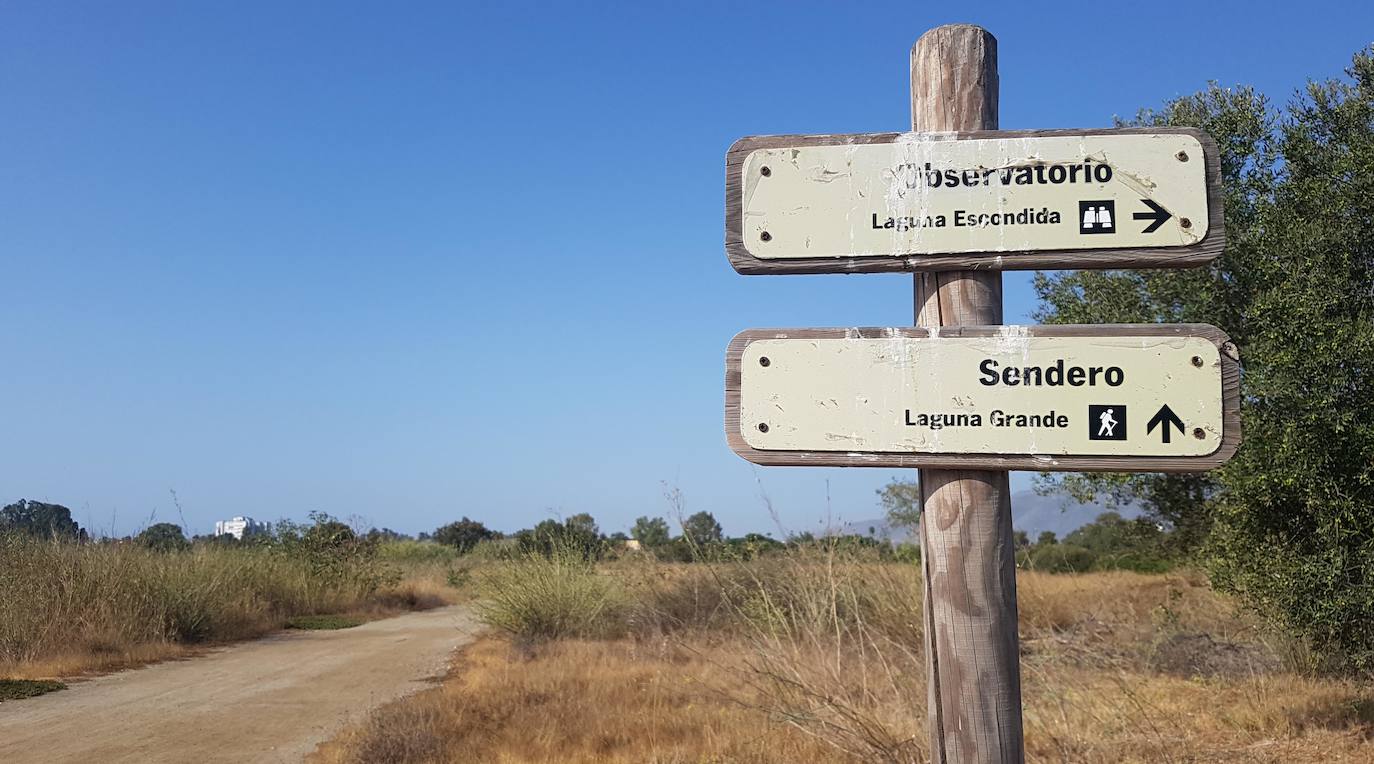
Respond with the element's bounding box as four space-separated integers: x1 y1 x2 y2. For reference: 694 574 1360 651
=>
719 24 1239 764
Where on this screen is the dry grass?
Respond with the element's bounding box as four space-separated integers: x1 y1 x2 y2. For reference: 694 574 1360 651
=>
319 556 1374 763
0 536 457 680
1020 664 1374 762
317 636 1374 764
1 639 204 681
314 636 849 764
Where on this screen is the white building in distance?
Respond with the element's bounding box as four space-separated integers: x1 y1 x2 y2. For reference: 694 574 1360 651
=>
214 516 267 540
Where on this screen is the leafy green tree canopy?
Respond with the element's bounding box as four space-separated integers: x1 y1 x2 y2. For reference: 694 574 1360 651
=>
517 513 605 560
630 516 671 548
433 517 496 553
137 522 189 552
0 499 86 541
304 513 356 548
1037 48 1374 672
877 479 922 528
564 513 599 541
680 511 723 547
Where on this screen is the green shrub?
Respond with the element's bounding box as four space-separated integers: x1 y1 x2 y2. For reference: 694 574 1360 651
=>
286 614 364 630
1026 543 1098 573
274 512 396 596
892 543 921 564
0 679 65 701
432 518 497 554
136 523 189 552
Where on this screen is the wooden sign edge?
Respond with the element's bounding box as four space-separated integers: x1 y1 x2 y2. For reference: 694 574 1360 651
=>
723 127 1227 274
723 323 1241 472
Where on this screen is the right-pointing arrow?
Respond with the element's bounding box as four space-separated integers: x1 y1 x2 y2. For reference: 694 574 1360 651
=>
1147 404 1185 444
1133 198 1173 234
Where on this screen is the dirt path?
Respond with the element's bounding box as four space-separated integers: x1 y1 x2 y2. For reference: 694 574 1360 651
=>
0 606 476 763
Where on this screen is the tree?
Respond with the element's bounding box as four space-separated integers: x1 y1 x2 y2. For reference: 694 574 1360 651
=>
1061 512 1160 554
877 479 922 527
1062 512 1126 552
433 517 495 553
1207 50 1374 672
1033 81 1275 554
276 511 386 590
631 516 671 548
367 527 410 542
1036 531 1058 547
0 499 86 540
517 514 605 560
137 523 188 552
303 513 356 548
521 518 565 553
1036 49 1374 671
681 511 723 547
1013 530 1030 549
561 513 602 558
564 513 599 542
193 532 237 546
736 532 784 557
1025 543 1096 574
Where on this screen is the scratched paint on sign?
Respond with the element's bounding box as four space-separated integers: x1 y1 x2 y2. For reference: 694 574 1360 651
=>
738 132 1209 259
738 331 1223 457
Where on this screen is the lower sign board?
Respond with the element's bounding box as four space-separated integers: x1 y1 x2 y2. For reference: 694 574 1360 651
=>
725 127 1224 274
725 324 1240 472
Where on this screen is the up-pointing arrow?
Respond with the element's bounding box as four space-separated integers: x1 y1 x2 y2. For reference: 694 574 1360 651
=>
1133 199 1173 234
1147 404 1185 444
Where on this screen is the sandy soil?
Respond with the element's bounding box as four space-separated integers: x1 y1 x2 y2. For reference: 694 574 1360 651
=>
0 606 475 763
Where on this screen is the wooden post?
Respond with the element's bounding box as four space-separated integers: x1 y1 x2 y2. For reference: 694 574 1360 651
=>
911 25 1025 764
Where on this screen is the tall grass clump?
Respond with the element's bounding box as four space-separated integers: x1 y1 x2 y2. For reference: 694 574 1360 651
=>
0 528 418 673
691 543 927 763
474 540 625 644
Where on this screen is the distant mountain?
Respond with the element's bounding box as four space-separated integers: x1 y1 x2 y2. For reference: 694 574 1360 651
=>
1005 489 1142 538
837 489 1141 543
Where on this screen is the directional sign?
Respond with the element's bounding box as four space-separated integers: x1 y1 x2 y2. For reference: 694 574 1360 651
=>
724 324 1240 472
725 127 1224 274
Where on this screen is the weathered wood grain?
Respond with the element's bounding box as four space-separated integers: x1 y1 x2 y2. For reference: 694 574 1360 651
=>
911 25 1022 764
722 126 1227 275
915 270 1003 326
722 323 1242 472
919 468 1020 763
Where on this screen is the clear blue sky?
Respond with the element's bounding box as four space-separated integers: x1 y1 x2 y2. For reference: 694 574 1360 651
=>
3 2 1369 537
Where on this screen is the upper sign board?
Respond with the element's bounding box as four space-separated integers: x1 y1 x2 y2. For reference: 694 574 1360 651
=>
725 128 1224 274
725 324 1240 472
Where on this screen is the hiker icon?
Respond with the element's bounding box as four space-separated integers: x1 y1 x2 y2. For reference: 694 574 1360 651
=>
1088 404 1128 441
1097 408 1118 437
